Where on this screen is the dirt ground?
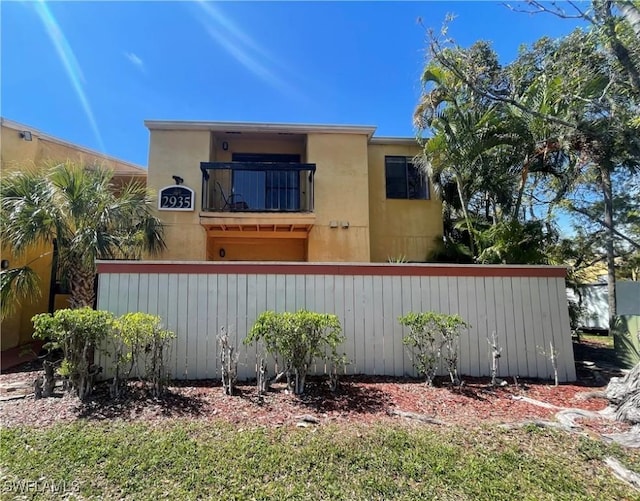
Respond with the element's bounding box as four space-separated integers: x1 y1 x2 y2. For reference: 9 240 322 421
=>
0 337 632 434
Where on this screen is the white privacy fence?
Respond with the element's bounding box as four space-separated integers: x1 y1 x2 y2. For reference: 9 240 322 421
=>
96 261 576 382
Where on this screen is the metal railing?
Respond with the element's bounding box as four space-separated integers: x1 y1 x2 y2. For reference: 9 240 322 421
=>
200 162 315 212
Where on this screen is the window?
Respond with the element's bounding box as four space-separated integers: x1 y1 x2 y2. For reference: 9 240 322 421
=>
385 156 428 200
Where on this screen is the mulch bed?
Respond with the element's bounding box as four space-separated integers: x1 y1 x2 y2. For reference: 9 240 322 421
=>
1 338 632 434
0 368 629 435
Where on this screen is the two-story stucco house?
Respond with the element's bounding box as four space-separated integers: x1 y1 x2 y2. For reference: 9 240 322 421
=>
146 120 443 263
1 118 444 353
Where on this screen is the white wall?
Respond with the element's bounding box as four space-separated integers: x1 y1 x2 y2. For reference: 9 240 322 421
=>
96 262 576 382
575 281 640 330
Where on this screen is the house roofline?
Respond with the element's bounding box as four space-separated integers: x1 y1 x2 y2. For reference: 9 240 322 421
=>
369 136 419 146
1 117 147 176
144 120 378 139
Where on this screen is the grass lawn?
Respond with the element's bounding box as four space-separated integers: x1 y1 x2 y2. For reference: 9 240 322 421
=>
2 421 639 500
580 334 615 348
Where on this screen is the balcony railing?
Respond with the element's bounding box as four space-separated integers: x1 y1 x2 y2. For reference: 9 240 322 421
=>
200 162 315 212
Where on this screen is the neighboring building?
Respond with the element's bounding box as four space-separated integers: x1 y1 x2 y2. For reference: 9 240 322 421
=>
146 121 443 263
0 118 147 350
571 281 640 331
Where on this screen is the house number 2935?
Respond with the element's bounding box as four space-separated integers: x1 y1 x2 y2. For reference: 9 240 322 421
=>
158 186 195 211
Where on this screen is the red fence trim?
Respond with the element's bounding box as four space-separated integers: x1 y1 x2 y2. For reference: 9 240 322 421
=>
96 261 566 278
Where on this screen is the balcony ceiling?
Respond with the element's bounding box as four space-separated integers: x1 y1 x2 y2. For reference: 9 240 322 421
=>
200 212 315 239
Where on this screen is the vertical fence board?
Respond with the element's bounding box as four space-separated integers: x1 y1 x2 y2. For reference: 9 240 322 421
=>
520 275 537 378
467 278 482 376
195 274 209 379
529 277 547 380
510 278 529 378
400 276 414 376
343 275 356 373
175 275 189 379
113 273 129 315
244 274 257 379
457 276 472 377
216 274 229 378
164 275 179 379
362 275 374 374
391 277 405 376
502 278 519 377
553 278 577 381
206 275 218 379
353 275 365 374
284 275 295 312
371 275 384 374
381 276 394 376
184 275 197 378
227 275 239 373
295 274 305 310
96 265 575 383
488 278 508 376
308 274 321 374
235 274 248 377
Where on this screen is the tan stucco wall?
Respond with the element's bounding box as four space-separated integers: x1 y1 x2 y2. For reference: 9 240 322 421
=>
147 130 209 260
306 133 371 262
211 135 306 162
367 143 443 262
0 121 146 350
208 237 306 261
1 123 145 182
145 127 444 266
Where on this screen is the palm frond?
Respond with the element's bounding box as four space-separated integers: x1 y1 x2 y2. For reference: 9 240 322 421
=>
0 267 41 320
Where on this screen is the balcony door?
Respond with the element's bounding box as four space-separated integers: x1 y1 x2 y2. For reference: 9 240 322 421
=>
232 153 301 211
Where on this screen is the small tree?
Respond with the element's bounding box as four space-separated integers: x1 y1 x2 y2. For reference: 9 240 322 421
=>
488 331 502 387
538 340 559 387
245 310 344 395
32 308 114 400
399 312 469 386
114 312 175 398
218 327 238 396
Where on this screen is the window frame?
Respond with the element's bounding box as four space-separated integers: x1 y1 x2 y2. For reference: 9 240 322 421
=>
384 156 429 200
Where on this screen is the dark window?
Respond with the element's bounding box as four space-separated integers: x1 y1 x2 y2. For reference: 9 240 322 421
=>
385 156 428 200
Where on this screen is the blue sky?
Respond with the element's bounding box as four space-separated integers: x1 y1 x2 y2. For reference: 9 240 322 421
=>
2 1 582 167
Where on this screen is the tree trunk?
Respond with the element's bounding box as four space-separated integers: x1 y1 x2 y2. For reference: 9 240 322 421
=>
616 0 640 39
605 362 640 424
513 160 529 222
602 1 640 92
68 264 96 309
601 166 617 329
454 174 475 256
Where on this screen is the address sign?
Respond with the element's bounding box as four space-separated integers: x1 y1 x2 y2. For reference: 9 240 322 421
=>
158 185 195 211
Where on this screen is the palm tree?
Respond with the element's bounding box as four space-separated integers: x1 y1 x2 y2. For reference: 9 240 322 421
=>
415 59 524 257
0 161 165 317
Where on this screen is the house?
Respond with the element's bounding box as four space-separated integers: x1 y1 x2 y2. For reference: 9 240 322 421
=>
1 118 444 351
145 120 443 263
0 118 147 350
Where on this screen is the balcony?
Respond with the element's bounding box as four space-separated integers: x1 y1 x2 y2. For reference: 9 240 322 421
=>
200 161 315 213
199 161 316 238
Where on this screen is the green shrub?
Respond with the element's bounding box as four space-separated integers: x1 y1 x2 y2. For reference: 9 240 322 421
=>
32 308 114 400
398 312 469 385
245 310 345 394
33 309 175 400
112 312 175 398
